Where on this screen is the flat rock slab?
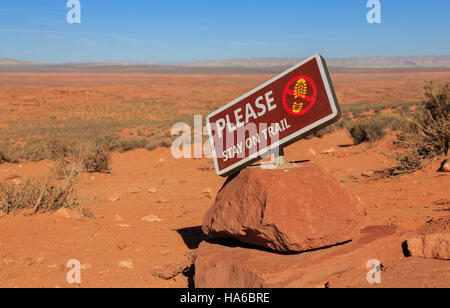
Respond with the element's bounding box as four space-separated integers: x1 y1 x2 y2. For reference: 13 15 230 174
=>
327 257 450 288
202 162 363 252
407 233 450 260
194 225 413 288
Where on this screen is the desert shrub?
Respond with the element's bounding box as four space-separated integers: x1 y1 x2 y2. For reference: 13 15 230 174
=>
348 115 394 145
373 106 383 114
32 138 113 174
349 122 381 144
46 139 79 160
21 140 52 162
0 142 21 163
111 137 150 153
390 150 424 176
389 82 449 175
304 118 347 140
145 137 173 151
157 138 173 148
80 137 113 173
0 174 79 215
312 124 337 138
351 111 362 119
401 105 411 112
54 157 82 180
0 135 175 173
336 117 351 130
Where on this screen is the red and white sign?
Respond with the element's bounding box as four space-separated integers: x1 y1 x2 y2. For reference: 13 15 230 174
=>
206 54 341 176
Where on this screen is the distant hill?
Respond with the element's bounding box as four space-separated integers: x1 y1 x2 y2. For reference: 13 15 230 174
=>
1 56 450 73
186 56 450 68
0 58 34 65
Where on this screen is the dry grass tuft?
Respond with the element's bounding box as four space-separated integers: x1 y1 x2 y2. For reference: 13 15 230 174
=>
390 82 449 175
348 114 395 145
0 171 80 215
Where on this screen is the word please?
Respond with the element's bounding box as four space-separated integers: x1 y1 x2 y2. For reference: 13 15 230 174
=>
215 90 276 138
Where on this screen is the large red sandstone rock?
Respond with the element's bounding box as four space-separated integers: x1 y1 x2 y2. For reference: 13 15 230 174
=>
407 233 450 260
194 226 414 288
202 162 363 252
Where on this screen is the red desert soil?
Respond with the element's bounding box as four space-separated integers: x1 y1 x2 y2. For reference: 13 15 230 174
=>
1 71 450 124
0 71 449 287
0 131 448 288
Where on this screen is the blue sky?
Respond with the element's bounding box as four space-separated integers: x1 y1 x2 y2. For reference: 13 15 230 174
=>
0 0 449 63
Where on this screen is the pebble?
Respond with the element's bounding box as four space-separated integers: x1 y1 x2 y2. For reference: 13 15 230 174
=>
147 187 159 193
118 260 134 269
114 214 124 222
142 215 162 222
109 194 120 202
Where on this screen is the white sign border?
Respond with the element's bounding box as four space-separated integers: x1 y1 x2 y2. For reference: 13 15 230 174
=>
206 54 340 176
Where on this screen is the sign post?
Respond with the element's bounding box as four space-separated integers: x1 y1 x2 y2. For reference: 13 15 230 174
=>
206 54 341 177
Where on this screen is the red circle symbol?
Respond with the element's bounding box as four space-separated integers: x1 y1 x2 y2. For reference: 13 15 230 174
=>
282 75 317 116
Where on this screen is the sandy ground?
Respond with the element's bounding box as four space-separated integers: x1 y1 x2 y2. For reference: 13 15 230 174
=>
0 129 448 288
0 71 449 288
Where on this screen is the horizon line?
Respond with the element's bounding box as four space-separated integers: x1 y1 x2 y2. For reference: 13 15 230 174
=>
1 54 450 66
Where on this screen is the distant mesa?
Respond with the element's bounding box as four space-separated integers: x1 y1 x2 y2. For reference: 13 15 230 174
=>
186 55 450 68
0 57 35 65
1 55 449 73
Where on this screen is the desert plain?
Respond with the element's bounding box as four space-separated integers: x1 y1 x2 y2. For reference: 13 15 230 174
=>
0 68 449 287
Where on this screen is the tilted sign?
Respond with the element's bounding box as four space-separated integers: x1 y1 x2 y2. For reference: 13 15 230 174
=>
206 54 341 176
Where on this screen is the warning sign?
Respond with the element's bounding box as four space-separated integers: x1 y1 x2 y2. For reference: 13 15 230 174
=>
206 54 341 176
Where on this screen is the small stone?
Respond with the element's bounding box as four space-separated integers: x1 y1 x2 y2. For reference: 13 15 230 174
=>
202 187 212 195
147 187 159 193
118 260 134 269
117 242 127 250
12 179 22 186
2 259 13 265
113 214 124 222
117 224 130 228
109 194 120 202
315 281 330 288
159 250 169 256
36 257 46 264
361 170 375 178
142 215 162 222
54 208 82 219
127 188 140 194
23 258 34 266
322 147 336 154
157 198 169 204
438 159 450 173
98 269 110 276
81 263 92 270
